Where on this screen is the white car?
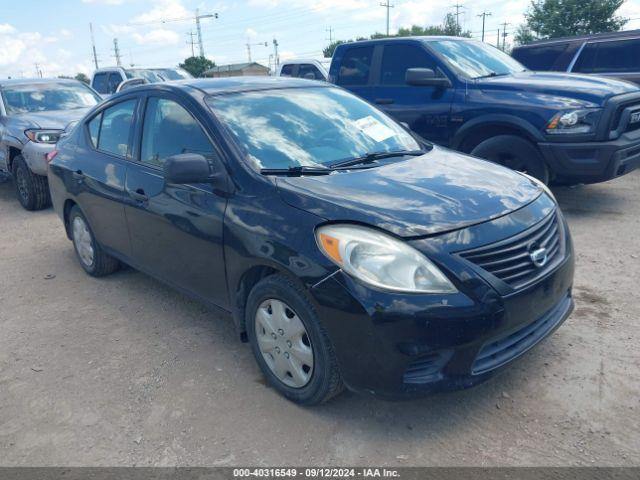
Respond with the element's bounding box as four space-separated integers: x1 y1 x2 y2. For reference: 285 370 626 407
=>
276 59 331 81
90 67 193 96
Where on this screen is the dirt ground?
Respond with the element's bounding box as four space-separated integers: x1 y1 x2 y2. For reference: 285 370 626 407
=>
0 171 639 467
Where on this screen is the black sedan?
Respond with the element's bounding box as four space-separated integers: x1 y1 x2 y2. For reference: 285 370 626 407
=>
47 77 574 404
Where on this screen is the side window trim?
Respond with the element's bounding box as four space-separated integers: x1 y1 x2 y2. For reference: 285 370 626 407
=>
84 96 139 160
569 41 590 72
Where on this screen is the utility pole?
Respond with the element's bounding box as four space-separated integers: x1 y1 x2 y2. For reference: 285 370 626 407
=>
246 41 267 63
186 31 196 57
195 8 218 58
496 28 500 48
34 63 43 78
451 3 465 34
501 21 510 50
113 38 122 67
272 38 280 69
326 26 334 44
89 23 99 69
477 11 491 42
379 1 394 37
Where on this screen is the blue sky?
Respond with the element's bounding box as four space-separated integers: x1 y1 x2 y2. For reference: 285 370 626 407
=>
1 0 640 78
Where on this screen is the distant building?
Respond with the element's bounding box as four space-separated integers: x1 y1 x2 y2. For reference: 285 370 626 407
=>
203 62 270 78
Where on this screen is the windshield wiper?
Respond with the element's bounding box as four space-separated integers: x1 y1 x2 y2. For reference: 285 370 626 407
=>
330 150 427 169
260 165 333 177
474 71 510 80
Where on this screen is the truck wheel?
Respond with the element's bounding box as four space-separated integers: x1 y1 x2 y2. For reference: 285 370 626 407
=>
69 205 120 277
11 155 51 211
470 135 550 184
246 274 344 405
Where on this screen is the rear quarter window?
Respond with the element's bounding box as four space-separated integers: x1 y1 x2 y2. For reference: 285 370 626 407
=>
575 38 640 73
512 43 573 71
92 73 109 94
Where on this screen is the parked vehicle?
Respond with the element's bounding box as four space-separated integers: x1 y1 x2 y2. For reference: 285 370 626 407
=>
0 78 102 210
329 36 640 185
512 29 640 85
90 67 193 96
277 59 330 80
48 78 574 404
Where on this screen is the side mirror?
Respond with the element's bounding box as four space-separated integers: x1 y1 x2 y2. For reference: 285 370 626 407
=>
116 78 147 93
405 68 451 88
164 154 218 185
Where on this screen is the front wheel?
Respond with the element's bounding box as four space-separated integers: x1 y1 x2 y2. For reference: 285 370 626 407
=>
11 155 51 211
470 135 550 184
246 274 344 405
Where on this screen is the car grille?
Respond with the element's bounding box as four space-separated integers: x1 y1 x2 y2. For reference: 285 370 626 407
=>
610 101 640 136
472 292 572 375
458 211 562 290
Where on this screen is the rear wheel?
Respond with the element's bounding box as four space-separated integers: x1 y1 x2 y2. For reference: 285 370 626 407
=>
246 274 344 405
11 155 51 211
69 206 119 277
470 135 550 184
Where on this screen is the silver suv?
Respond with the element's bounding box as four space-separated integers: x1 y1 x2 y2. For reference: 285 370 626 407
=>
0 78 102 210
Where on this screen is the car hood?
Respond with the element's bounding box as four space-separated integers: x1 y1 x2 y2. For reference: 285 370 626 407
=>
477 71 639 106
276 147 543 238
11 108 91 130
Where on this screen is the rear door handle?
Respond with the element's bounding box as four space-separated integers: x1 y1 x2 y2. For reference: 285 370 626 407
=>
72 169 84 180
375 98 395 105
129 188 149 202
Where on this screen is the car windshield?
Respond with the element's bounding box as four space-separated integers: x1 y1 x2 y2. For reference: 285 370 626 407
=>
125 69 165 83
429 39 526 79
206 87 421 169
1 82 101 114
152 68 192 80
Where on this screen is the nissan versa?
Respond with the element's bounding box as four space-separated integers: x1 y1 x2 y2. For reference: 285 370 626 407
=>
48 78 575 405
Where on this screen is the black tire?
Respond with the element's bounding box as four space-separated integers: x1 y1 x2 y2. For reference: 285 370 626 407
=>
68 205 119 277
470 135 550 184
246 274 344 405
11 155 51 211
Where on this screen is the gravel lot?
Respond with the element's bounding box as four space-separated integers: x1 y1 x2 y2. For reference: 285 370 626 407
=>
0 171 639 467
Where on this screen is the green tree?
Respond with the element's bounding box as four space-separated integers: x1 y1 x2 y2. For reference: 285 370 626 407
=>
75 73 90 84
179 56 215 77
514 25 537 45
523 0 627 39
323 40 347 58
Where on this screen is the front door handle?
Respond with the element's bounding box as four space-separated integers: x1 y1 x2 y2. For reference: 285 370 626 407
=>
375 98 395 105
130 188 149 202
72 169 84 180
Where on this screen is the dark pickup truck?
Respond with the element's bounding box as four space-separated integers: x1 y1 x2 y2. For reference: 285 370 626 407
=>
328 36 640 184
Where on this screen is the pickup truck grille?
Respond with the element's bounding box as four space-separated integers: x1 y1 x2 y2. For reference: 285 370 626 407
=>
458 211 563 291
607 96 640 137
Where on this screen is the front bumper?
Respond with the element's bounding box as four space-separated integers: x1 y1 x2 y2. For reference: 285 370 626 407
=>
309 200 575 399
538 127 640 184
21 140 55 176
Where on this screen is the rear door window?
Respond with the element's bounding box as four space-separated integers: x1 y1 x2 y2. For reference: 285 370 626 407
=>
337 46 374 86
92 73 109 94
280 64 294 77
297 64 324 80
379 44 437 85
96 99 136 157
575 39 640 73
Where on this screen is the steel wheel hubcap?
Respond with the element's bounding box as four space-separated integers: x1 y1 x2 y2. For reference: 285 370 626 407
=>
72 217 94 267
255 299 314 388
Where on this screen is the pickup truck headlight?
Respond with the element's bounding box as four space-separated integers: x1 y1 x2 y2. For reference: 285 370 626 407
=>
545 108 601 135
25 129 63 144
316 224 457 294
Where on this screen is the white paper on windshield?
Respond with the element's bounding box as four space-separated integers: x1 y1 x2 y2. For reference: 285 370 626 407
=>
352 116 396 142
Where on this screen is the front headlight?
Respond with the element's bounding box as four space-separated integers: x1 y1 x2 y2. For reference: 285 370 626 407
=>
315 224 457 294
25 129 63 144
545 108 601 135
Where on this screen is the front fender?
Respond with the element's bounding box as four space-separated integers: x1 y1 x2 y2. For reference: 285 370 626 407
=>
451 113 545 150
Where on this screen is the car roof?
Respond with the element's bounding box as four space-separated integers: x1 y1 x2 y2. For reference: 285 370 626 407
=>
0 77 82 87
176 76 332 95
341 35 472 47
514 29 640 49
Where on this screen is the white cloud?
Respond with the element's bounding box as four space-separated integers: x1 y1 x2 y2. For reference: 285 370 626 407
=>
131 0 190 24
82 0 127 5
132 28 180 45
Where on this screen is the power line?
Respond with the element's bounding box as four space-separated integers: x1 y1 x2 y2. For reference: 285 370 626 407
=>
380 1 394 36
